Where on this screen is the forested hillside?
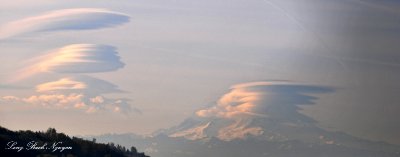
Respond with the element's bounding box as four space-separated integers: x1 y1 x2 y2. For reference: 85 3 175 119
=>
0 126 148 157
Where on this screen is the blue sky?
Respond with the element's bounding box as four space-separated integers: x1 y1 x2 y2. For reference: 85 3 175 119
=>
1 0 400 145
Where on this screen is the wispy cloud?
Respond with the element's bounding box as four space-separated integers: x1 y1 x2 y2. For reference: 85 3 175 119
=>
13 44 125 81
0 8 129 39
0 84 27 90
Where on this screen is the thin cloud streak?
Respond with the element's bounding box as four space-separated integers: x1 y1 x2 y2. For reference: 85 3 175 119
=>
36 77 87 92
34 75 123 94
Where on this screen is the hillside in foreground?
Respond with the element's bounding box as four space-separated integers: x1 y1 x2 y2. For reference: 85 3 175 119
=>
0 126 149 157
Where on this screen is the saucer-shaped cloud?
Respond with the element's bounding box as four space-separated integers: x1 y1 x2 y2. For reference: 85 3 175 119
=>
15 44 125 81
1 76 139 114
39 44 125 73
0 8 129 39
196 81 333 123
35 75 122 94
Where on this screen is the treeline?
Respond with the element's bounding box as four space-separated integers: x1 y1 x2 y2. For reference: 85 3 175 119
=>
0 126 149 157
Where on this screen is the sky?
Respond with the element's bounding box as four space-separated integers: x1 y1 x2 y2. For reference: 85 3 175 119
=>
0 0 400 145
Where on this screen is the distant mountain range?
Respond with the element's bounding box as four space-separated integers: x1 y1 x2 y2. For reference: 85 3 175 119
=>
86 116 400 157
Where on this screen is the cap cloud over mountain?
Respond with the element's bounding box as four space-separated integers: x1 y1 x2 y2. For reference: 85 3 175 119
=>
88 81 400 157
168 81 332 142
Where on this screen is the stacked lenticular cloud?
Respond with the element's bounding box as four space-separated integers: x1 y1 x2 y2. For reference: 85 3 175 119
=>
1 8 135 114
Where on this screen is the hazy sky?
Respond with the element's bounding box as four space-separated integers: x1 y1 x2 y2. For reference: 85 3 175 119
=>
1 0 400 145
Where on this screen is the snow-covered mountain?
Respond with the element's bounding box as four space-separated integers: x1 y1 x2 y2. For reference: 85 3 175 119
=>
87 82 400 157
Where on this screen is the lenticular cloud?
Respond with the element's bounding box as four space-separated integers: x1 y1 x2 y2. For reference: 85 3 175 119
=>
1 76 138 114
0 8 130 39
40 44 125 73
196 81 333 124
168 81 334 141
35 75 122 94
15 44 125 81
0 8 134 114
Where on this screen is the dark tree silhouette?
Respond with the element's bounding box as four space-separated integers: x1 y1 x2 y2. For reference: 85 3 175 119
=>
0 126 149 157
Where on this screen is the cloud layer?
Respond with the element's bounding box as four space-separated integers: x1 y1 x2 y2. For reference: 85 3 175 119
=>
0 8 130 39
35 75 122 94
